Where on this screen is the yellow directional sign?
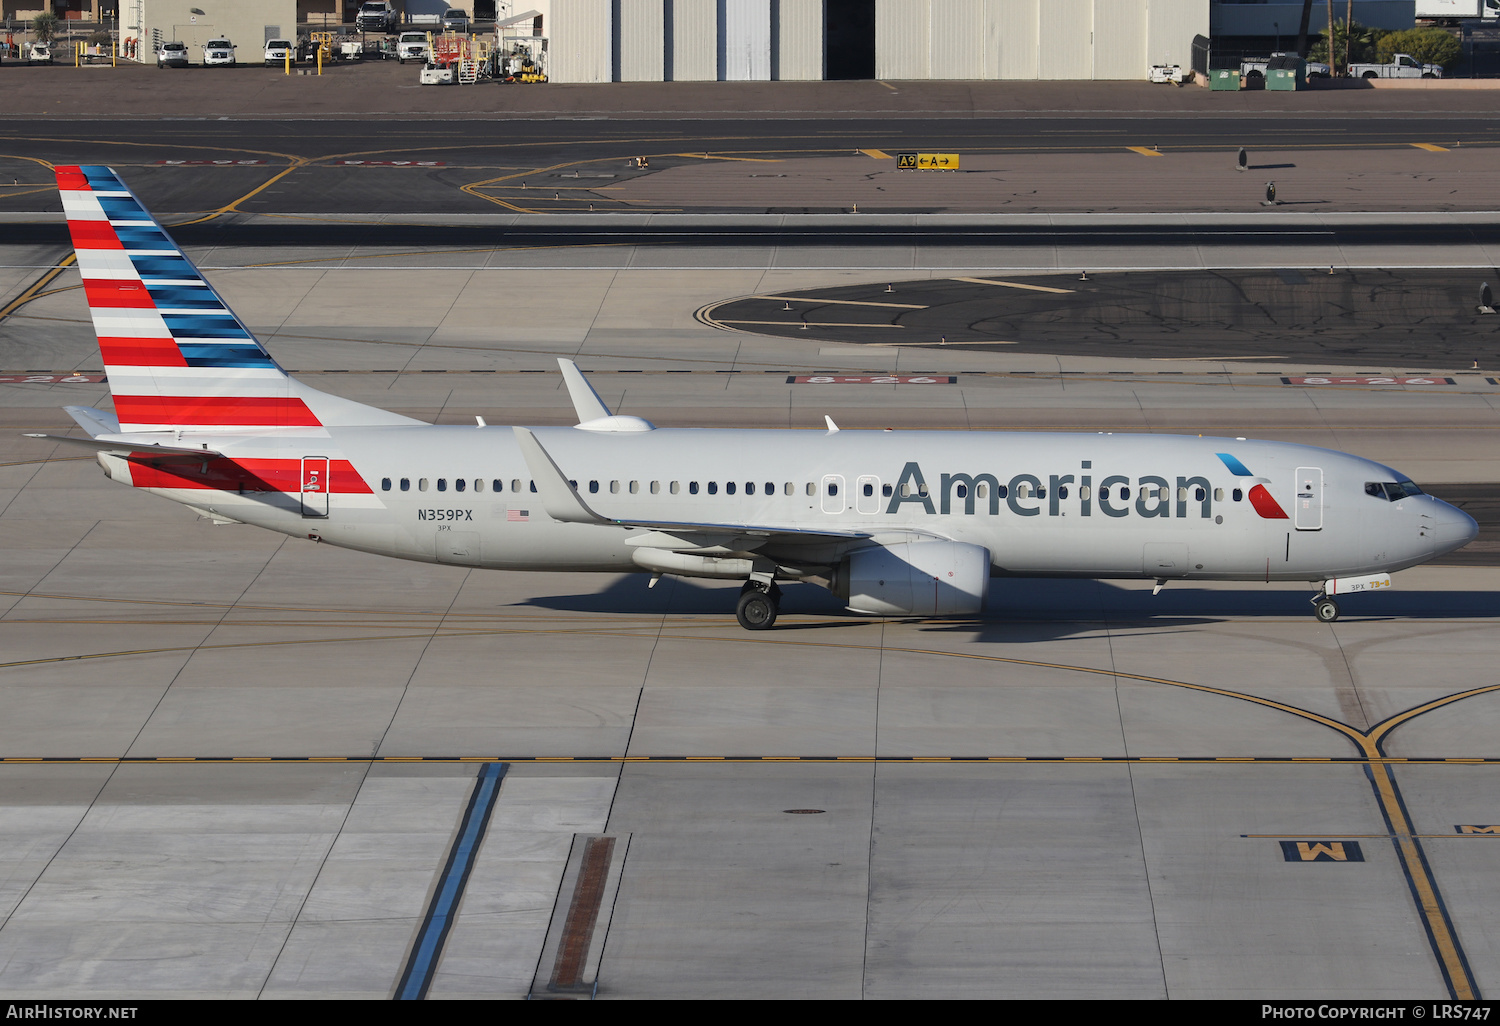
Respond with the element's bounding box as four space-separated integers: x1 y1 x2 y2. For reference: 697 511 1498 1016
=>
895 152 959 171
917 153 960 170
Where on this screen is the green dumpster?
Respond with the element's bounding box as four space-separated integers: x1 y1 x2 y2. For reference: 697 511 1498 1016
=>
1210 68 1241 91
1266 54 1306 90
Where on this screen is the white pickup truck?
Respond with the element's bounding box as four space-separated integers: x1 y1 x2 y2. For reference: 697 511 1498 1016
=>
1348 53 1444 78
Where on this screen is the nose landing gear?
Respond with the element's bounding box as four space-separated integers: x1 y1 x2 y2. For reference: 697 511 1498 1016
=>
736 580 782 630
1312 594 1341 623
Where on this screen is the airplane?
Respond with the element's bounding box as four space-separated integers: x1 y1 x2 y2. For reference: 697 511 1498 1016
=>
23 165 1479 630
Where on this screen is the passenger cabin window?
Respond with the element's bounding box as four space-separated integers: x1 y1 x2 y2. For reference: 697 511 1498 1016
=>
744 482 754 495
455 479 465 492
708 482 718 495
785 483 794 496
650 481 660 494
1213 487 1224 501
629 481 639 494
400 478 410 492
689 482 699 495
511 479 522 493
1058 485 1068 499
805 483 815 497
437 479 447 492
474 479 484 492
1232 488 1243 502
1195 487 1206 502
863 482 875 497
419 478 429 492
381 478 391 491
493 479 504 492
589 480 599 493
826 482 838 496
530 481 537 493
671 481 680 494
610 481 620 494
882 484 893 497
726 482 736 495
955 483 968 499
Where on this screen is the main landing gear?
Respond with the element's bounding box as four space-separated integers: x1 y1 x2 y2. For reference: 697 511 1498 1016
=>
736 580 781 630
1312 594 1341 623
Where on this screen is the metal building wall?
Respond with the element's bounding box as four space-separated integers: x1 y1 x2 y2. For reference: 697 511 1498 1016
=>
1092 0 1145 79
992 0 1039 79
775 0 823 80
721 0 771 80
930 0 985 80
141 0 296 55
875 0 930 80
1147 0 1208 70
672 0 718 80
552 0 613 82
618 0 665 80
1037 0 1091 79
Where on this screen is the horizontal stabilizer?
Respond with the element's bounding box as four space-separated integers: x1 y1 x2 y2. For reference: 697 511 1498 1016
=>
23 433 223 458
64 405 120 437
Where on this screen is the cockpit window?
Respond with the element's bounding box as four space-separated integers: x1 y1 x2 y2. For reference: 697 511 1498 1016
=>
1365 480 1424 501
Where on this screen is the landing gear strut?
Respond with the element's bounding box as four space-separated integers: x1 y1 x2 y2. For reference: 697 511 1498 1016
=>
1312 594 1341 623
736 581 781 630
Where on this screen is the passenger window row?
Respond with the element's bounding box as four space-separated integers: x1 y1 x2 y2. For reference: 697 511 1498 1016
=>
377 476 1243 506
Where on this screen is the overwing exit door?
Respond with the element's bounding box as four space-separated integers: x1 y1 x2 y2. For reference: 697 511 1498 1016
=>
1294 466 1323 531
301 457 330 518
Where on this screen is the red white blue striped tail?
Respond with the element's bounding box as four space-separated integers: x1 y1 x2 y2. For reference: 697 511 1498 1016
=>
57 165 413 433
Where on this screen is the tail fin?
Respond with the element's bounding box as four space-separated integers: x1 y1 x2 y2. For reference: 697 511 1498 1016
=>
56 165 416 433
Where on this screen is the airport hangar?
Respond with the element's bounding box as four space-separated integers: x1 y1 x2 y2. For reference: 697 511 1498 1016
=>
101 0 1422 84
2 93 1500 997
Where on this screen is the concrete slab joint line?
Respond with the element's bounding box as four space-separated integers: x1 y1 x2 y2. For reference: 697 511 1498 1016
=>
529 833 631 1001
395 762 507 1001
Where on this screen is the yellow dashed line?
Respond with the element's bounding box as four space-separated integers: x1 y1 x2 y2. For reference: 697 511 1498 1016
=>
1412 143 1449 152
860 149 892 159
1127 146 1163 157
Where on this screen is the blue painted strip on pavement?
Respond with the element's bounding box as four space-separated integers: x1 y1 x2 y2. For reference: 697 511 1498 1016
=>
395 761 507 1000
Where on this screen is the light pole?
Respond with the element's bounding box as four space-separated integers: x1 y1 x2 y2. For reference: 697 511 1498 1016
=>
1274 21 1281 52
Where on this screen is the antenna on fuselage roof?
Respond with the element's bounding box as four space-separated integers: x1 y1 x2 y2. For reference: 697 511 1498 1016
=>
557 358 612 424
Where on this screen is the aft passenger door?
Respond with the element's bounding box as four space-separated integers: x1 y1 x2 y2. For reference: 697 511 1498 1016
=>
855 475 881 515
300 457 330 518
1294 466 1323 531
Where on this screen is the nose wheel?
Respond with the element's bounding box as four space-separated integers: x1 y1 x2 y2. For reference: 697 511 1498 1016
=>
736 581 781 630
1312 595 1341 623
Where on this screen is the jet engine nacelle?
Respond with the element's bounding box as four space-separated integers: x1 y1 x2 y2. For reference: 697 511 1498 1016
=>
833 541 990 616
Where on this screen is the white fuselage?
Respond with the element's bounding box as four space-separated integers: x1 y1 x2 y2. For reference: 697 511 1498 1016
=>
102 425 1473 584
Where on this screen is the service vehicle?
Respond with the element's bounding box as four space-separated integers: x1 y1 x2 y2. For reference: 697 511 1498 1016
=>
355 1 397 32
263 38 294 66
441 8 471 32
1148 63 1185 83
27 40 53 64
396 31 430 63
35 164 1483 631
156 41 189 68
1348 53 1444 78
202 38 236 66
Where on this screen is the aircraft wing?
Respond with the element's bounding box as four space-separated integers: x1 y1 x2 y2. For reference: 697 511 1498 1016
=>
513 426 872 545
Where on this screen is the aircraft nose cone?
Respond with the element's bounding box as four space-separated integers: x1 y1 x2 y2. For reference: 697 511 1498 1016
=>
1433 499 1479 556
